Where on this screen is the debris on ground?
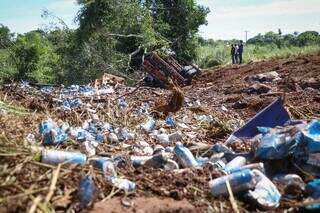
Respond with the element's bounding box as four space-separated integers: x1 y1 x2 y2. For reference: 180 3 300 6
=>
0 53 320 212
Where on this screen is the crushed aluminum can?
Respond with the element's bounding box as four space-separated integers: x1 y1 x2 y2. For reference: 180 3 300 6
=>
78 175 96 207
209 169 255 197
196 157 209 167
131 155 153 168
228 163 264 174
223 156 247 174
153 145 165 155
102 159 117 178
156 133 170 145
168 131 183 142
90 157 111 171
118 98 128 109
107 133 119 144
174 142 198 168
248 170 281 210
164 159 179 170
165 115 175 127
144 153 171 169
141 117 156 133
143 146 154 156
109 177 136 192
41 149 86 165
25 133 36 146
39 119 55 134
165 146 174 153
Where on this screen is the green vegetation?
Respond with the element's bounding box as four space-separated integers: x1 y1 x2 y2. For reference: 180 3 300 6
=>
0 0 209 85
0 1 320 84
197 31 320 68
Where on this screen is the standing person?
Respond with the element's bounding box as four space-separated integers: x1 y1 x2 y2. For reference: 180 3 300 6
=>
234 44 239 64
231 44 236 64
238 40 244 64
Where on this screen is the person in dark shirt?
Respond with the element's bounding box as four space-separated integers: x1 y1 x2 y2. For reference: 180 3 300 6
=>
238 40 244 64
235 44 239 64
231 44 236 64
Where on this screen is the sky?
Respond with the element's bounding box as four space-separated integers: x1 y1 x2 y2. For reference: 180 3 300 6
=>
0 0 320 40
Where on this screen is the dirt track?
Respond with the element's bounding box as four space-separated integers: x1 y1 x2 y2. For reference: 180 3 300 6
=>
0 53 319 212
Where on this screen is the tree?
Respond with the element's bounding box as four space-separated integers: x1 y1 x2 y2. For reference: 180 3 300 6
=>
12 32 59 83
74 0 160 81
145 0 210 61
297 31 319 46
0 24 13 49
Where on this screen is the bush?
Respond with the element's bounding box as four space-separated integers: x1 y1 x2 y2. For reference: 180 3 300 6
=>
12 32 59 83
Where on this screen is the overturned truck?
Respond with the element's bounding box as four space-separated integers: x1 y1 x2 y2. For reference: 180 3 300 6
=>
143 52 201 87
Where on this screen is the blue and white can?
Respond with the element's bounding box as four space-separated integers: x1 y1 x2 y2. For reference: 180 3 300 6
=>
42 149 86 165
174 142 198 168
209 169 254 197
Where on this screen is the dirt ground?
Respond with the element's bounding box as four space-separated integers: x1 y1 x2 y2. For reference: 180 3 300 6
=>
0 53 319 212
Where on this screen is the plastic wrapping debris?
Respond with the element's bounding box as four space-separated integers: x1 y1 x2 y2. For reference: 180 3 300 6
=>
226 98 290 144
303 120 320 152
174 142 198 168
141 117 156 133
306 179 320 209
41 149 86 165
223 156 247 174
255 131 298 160
248 170 281 209
209 169 255 197
78 175 96 207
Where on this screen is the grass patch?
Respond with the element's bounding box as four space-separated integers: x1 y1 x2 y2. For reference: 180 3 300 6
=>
196 44 320 69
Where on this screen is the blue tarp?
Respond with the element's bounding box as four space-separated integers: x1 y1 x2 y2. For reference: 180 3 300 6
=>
226 98 290 144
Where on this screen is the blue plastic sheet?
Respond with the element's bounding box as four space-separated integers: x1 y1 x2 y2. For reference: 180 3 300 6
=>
226 98 290 144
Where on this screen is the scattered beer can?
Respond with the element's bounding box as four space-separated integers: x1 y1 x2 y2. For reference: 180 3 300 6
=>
174 142 198 168
41 149 86 165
